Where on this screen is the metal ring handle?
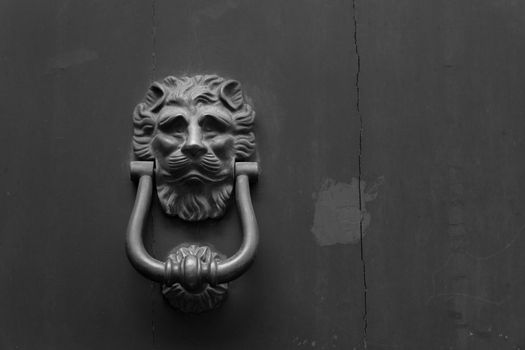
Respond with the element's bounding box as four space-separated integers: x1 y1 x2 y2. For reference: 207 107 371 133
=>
126 161 259 288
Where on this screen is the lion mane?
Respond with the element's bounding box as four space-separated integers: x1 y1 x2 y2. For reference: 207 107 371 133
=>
132 74 256 162
131 75 256 221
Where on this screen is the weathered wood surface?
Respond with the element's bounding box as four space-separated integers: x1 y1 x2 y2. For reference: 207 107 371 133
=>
360 1 525 349
0 0 524 349
0 1 361 349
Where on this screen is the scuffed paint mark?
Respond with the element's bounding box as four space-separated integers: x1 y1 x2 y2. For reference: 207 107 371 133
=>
312 177 383 246
48 49 98 70
192 0 240 23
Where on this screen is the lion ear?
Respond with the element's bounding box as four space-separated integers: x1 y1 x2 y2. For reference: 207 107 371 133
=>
220 80 243 111
145 82 166 112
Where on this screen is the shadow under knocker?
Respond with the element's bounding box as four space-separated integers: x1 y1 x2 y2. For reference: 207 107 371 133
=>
125 75 259 313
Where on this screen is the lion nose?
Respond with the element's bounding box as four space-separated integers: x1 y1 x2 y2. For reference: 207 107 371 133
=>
182 143 207 158
182 124 207 158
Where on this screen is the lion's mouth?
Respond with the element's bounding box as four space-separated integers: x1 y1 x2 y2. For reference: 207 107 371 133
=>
179 171 208 184
172 170 228 184
159 152 232 185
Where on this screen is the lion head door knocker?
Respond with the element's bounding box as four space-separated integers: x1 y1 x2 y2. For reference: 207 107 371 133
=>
125 75 259 313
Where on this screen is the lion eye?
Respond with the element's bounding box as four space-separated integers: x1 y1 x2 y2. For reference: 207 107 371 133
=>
201 115 228 134
158 115 187 134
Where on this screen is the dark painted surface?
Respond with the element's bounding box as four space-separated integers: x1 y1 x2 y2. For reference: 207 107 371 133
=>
1 0 525 349
360 1 525 349
0 1 362 349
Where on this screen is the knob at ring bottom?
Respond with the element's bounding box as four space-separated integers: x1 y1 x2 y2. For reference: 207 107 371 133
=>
161 244 228 313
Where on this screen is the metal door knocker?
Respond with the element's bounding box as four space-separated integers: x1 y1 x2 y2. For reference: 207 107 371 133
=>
126 75 258 313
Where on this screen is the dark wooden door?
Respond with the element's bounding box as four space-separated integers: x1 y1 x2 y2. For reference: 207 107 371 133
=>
1 1 524 349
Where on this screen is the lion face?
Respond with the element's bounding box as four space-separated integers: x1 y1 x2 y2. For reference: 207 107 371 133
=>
132 75 256 221
152 101 237 220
